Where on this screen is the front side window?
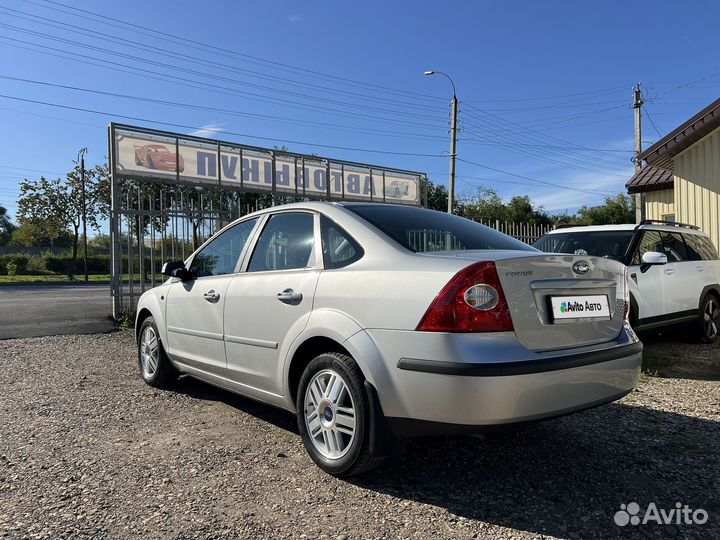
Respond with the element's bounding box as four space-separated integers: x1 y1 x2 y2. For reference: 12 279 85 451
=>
532 231 634 262
345 204 534 253
321 216 363 269
190 218 258 277
685 233 719 261
632 230 688 264
248 213 315 272
632 231 663 265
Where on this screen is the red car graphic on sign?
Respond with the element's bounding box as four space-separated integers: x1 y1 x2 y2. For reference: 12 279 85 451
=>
134 144 184 172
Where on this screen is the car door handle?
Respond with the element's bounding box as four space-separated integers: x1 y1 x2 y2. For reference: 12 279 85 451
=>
664 268 675 275
277 288 302 304
203 290 220 303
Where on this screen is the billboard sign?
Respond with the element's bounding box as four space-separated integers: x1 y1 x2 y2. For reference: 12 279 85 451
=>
111 124 424 205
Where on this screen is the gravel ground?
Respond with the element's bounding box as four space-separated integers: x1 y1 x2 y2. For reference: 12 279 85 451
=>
0 331 718 540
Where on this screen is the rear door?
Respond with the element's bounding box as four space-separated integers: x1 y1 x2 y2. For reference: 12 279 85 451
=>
165 217 259 375
224 211 321 394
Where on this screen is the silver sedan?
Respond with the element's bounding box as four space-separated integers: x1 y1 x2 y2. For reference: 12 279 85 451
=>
135 202 641 476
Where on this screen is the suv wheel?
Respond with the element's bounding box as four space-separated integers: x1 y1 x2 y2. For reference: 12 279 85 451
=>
296 352 384 476
699 294 720 343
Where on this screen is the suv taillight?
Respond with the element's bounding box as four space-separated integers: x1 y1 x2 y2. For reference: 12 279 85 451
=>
416 261 514 333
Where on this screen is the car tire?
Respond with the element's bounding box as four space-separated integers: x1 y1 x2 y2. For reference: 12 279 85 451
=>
698 294 720 343
135 155 141 165
138 316 178 387
146 155 154 169
296 352 385 476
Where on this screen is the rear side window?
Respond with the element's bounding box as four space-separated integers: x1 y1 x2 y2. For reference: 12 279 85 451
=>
685 234 719 261
248 213 315 272
659 232 687 262
344 204 534 253
321 216 363 269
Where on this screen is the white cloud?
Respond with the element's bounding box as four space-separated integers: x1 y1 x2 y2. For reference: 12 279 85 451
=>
188 122 226 138
288 14 302 23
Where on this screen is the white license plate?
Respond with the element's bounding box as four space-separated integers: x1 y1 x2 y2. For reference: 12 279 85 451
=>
550 295 611 320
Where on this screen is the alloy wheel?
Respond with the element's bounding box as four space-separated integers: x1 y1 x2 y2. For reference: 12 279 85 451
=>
303 369 357 459
704 298 719 339
140 326 159 379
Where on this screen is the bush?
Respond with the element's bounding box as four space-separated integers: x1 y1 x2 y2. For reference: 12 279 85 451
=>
0 254 29 275
42 254 112 275
6 261 17 278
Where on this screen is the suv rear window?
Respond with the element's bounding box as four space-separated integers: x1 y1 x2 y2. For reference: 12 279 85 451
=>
684 233 719 261
532 231 633 262
344 204 534 253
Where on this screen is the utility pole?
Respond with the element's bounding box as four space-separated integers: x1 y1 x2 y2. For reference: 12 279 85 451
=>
424 70 458 214
448 94 458 215
633 83 645 223
78 148 89 282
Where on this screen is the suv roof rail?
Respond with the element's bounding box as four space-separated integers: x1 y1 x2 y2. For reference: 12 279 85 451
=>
637 219 701 231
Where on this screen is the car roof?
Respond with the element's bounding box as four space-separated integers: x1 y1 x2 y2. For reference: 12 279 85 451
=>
545 223 709 236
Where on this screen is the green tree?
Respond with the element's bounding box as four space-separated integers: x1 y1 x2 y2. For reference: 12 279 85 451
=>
16 162 111 277
9 222 73 247
423 180 450 212
576 194 635 225
461 187 509 222
0 202 15 245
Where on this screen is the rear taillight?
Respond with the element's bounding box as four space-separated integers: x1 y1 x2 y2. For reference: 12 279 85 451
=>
416 261 514 333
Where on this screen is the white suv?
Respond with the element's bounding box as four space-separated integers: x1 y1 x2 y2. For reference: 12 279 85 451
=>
534 220 720 342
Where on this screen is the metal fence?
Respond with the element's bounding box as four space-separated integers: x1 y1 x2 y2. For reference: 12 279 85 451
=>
474 219 554 244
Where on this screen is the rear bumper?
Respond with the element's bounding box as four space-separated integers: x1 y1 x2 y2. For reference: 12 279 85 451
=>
351 329 642 434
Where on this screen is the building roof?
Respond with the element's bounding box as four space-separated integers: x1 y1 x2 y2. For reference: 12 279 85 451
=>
641 97 720 169
625 165 674 194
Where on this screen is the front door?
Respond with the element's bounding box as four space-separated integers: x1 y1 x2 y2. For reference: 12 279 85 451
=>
165 217 260 375
224 211 320 394
629 230 666 321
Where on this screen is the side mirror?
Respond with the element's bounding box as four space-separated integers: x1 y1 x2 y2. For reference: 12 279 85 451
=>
640 251 667 273
161 261 194 281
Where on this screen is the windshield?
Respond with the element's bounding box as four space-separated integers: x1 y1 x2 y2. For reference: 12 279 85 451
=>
532 230 634 262
344 204 536 253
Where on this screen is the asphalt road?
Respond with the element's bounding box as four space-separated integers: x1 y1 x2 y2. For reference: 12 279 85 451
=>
0 284 116 339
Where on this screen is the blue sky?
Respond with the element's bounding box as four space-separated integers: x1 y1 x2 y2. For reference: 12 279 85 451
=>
1 0 719 224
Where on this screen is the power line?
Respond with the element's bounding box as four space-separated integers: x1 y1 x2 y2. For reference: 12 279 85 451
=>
0 75 453 143
0 22 445 123
0 5 444 112
456 157 618 197
642 105 664 138
0 37 449 133
28 0 446 103
0 93 446 158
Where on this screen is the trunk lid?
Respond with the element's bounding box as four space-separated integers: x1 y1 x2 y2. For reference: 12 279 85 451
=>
421 251 627 351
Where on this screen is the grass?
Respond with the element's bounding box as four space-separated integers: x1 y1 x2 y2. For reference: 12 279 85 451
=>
0 274 150 284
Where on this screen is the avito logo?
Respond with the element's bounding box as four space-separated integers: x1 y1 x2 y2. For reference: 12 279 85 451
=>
560 302 567 313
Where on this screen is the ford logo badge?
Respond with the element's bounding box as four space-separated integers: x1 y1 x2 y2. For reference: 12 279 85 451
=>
573 261 590 275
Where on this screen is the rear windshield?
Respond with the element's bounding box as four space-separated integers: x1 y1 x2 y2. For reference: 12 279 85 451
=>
532 231 634 262
344 204 535 253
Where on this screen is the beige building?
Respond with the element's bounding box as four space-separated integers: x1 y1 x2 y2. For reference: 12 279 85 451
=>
627 98 720 248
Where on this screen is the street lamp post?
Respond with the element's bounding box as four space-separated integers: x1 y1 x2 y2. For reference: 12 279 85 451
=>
424 70 458 214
